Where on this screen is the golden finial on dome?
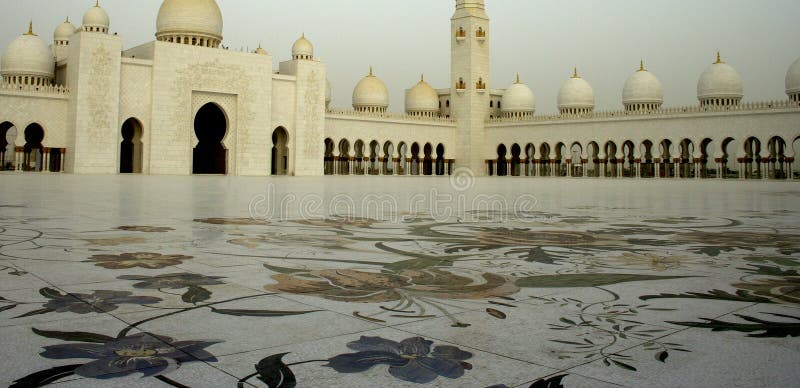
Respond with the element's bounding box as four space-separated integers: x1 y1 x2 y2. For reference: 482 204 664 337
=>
95 0 100 7
420 73 425 82
515 73 521 84
715 51 724 64
66 16 70 23
571 67 579 78
25 20 35 36
639 59 646 72
369 66 374 77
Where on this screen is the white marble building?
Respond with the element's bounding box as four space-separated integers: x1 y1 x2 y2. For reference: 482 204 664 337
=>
1 0 799 179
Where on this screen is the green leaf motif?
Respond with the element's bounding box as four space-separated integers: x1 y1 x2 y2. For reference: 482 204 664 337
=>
211 308 320 317
669 313 800 338
10 364 82 388
39 287 64 299
14 308 55 319
32 328 114 343
516 274 695 288
182 286 212 305
611 359 638 371
0 304 17 313
640 289 773 304
529 373 567 388
263 264 304 274
255 353 297 388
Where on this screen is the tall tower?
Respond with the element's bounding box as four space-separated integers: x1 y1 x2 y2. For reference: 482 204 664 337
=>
451 0 490 175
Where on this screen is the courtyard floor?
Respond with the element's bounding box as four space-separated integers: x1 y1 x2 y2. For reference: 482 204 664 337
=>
0 173 798 387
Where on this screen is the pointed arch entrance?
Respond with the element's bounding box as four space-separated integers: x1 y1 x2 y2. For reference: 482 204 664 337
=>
193 103 227 174
120 118 144 174
272 127 289 176
23 123 44 172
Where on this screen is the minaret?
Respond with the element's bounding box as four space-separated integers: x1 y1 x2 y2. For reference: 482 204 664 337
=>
451 0 490 175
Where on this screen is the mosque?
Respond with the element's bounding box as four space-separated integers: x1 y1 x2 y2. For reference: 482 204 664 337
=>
1 0 799 179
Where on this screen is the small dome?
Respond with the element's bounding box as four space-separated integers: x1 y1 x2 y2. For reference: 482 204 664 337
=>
325 79 332 108
83 1 110 32
501 75 536 114
353 67 389 112
54 17 76 41
786 57 800 97
156 0 223 44
623 61 664 107
697 52 743 103
1 24 55 79
254 44 268 55
558 68 595 112
405 75 439 114
292 34 313 60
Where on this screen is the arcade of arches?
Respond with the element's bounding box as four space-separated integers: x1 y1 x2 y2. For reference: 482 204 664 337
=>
323 139 452 176
0 121 64 172
488 137 798 180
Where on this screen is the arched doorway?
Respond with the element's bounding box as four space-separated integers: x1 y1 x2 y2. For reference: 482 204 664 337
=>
570 143 583 177
604 141 617 177
423 143 433 176
24 123 44 172
0 122 14 171
397 142 408 175
338 139 350 175
767 137 787 179
744 137 761 179
369 140 380 175
496 144 508 176
323 138 335 175
622 141 635 177
383 141 394 175
120 118 144 174
510 144 521 176
354 140 365 175
587 142 599 177
435 144 446 176
640 140 654 178
539 143 551 177
272 127 289 176
525 143 535 176
410 143 421 175
193 103 227 174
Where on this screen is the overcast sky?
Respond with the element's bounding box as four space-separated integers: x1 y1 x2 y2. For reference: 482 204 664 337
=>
1 0 799 114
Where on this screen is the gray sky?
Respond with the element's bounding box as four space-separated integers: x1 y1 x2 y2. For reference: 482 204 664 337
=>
2 0 799 114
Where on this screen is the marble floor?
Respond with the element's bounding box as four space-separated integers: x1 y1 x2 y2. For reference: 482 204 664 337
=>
0 173 798 387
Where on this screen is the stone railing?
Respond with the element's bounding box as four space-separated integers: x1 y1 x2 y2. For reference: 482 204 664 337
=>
0 82 70 97
488 99 800 124
327 109 456 125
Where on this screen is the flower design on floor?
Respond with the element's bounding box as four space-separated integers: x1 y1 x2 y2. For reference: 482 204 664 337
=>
116 226 175 233
194 217 266 225
733 276 800 304
674 231 800 249
475 228 625 248
118 273 226 289
84 252 194 269
17 288 162 317
265 268 518 303
325 336 473 384
295 217 378 229
39 333 220 378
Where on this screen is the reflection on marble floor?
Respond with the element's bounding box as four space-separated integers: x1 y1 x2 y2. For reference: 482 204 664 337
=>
0 174 798 387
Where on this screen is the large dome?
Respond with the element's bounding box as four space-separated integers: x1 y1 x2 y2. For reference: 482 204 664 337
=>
54 17 76 42
292 34 313 60
353 68 389 113
623 61 664 110
405 75 439 115
558 69 595 114
1 24 55 82
156 0 223 46
82 2 110 33
697 52 743 105
501 75 535 116
786 57 800 101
